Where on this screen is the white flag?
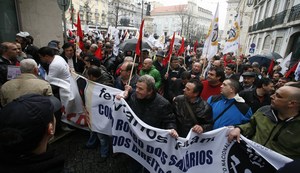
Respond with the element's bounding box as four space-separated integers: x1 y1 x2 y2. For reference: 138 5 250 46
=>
223 14 240 55
280 52 292 75
202 3 219 60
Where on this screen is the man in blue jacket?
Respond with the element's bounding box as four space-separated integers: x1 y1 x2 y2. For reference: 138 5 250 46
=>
208 78 252 129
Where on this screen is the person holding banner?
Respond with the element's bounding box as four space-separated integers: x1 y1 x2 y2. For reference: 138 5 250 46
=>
228 83 300 159
120 75 176 173
171 78 213 138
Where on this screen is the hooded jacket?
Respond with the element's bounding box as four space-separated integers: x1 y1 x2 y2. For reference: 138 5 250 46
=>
239 105 300 159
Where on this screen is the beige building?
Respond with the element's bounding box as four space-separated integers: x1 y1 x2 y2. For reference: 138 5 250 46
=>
66 0 108 31
150 0 212 40
246 0 300 64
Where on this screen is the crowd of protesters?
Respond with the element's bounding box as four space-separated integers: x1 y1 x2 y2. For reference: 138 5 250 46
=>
0 30 299 172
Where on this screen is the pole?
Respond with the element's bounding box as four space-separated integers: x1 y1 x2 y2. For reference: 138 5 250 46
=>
71 0 74 29
141 0 144 22
128 54 137 86
115 2 119 27
62 0 68 43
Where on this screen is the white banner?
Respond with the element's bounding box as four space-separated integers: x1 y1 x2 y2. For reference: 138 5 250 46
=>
279 52 292 75
202 3 219 61
223 14 240 55
64 74 292 173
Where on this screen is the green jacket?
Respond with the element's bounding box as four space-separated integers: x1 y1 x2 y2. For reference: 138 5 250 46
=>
239 105 300 159
139 66 162 90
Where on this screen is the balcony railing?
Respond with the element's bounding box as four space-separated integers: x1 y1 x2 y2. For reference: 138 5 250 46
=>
273 10 287 26
264 16 273 28
257 20 264 30
248 9 291 32
288 4 300 22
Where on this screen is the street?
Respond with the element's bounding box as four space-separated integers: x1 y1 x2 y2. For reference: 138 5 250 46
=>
50 129 130 173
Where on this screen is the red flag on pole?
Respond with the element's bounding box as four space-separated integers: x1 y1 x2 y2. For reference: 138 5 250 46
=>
76 12 84 50
285 62 299 78
267 59 275 76
177 37 185 56
193 40 198 53
162 32 175 66
135 19 144 57
94 46 102 61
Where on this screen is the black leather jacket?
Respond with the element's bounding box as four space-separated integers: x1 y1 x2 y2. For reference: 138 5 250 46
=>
127 92 176 130
173 95 213 137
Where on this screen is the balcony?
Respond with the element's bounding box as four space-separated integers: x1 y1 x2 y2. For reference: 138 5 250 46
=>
264 16 273 28
288 4 300 22
257 20 264 30
273 10 287 26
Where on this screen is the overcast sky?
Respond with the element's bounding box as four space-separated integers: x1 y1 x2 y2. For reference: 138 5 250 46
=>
153 0 228 30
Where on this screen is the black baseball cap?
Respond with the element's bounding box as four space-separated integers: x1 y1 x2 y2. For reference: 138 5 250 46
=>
0 94 61 154
242 72 256 77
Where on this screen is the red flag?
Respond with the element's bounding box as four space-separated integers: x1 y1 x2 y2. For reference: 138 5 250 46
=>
285 62 299 78
76 12 84 50
162 32 175 66
267 59 275 75
135 19 144 56
177 37 185 56
193 40 198 53
94 46 102 61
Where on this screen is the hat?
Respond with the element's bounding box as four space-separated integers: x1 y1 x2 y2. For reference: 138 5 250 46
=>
0 94 61 154
16 31 30 38
242 72 256 77
156 51 165 58
86 56 100 67
142 48 149 52
47 41 59 51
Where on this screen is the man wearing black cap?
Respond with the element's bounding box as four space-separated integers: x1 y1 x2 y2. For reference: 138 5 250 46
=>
241 71 256 92
0 94 64 172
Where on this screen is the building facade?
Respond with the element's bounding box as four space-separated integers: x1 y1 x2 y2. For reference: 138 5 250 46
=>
107 0 147 28
150 0 212 39
245 0 300 63
66 0 108 31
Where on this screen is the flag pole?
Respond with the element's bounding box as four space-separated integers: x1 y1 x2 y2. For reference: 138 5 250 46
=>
128 54 137 86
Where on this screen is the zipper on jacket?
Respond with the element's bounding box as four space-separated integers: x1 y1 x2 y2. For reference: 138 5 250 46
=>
262 123 279 146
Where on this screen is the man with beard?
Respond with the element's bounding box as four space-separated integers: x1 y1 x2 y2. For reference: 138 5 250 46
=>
240 71 256 92
228 83 300 159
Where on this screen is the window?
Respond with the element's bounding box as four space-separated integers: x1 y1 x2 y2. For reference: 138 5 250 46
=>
274 37 283 53
262 35 271 50
284 0 291 10
272 0 280 16
264 1 271 18
257 37 262 50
